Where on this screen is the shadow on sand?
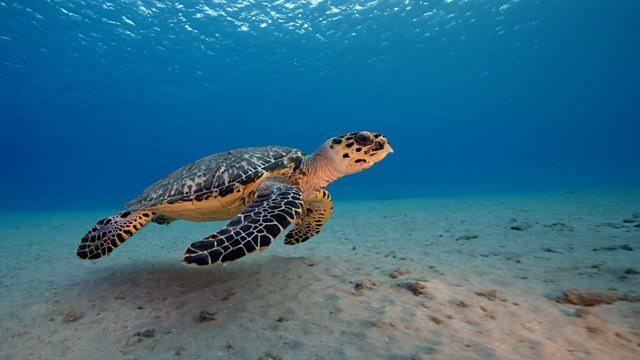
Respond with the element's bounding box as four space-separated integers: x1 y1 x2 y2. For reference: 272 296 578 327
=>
68 254 320 303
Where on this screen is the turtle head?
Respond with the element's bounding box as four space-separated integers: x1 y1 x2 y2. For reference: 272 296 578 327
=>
322 131 393 176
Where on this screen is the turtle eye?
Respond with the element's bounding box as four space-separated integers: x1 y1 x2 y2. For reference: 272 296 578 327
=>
354 132 374 146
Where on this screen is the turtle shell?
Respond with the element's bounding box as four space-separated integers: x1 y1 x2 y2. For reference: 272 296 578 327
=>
125 146 303 210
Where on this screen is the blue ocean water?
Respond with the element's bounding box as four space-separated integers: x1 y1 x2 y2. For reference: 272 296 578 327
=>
1 0 639 211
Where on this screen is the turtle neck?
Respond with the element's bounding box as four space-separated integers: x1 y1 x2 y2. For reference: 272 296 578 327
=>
292 146 341 196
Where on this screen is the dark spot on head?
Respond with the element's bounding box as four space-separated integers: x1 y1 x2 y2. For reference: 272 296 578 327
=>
371 140 384 151
345 142 354 148
332 138 342 144
355 147 362 152
355 132 374 146
343 153 350 158
355 159 367 163
374 133 382 139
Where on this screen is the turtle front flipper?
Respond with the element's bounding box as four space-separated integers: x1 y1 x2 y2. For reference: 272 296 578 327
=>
77 210 155 260
285 188 334 245
183 181 303 266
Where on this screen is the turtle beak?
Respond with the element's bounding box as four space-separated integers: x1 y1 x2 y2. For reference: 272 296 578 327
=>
385 142 394 154
364 137 393 164
377 137 393 154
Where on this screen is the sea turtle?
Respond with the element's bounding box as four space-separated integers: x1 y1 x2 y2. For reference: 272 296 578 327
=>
77 131 393 266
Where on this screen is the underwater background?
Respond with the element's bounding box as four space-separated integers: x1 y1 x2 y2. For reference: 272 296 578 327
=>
1 0 639 211
2 2 640 359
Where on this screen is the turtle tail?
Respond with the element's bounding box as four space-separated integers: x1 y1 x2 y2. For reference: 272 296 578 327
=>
77 210 155 260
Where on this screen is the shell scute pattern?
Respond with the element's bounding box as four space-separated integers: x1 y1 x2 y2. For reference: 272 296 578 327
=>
125 147 303 210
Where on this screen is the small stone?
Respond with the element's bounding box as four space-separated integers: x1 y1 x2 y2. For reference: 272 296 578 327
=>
622 219 635 224
372 320 397 329
174 346 185 356
555 289 640 306
133 329 155 338
592 245 618 251
455 300 470 308
62 310 81 323
624 268 640 275
388 268 411 279
222 292 236 301
475 289 498 301
544 222 574 231
429 316 443 325
615 332 632 342
543 247 559 253
405 281 428 296
259 352 282 360
574 308 591 318
599 222 626 229
510 222 532 231
586 326 604 335
198 311 216 322
276 316 288 323
456 234 479 241
592 244 634 252
352 246 356 251
354 280 377 291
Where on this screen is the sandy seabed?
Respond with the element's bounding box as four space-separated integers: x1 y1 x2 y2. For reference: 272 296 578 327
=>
1 190 639 359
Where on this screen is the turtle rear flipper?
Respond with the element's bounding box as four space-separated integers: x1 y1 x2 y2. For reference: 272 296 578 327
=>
183 181 303 266
77 210 155 260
